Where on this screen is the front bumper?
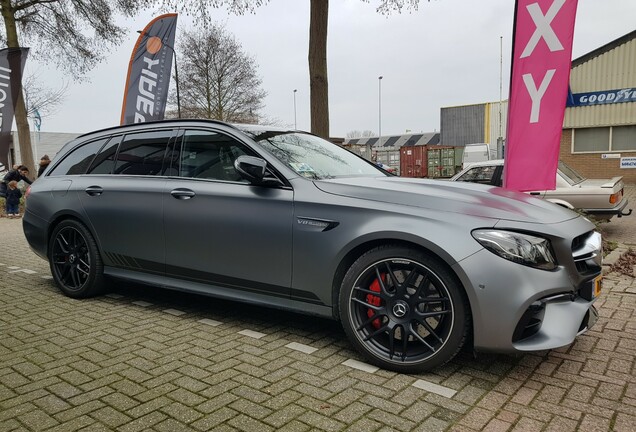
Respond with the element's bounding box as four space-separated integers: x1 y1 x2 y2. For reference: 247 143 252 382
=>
453 246 600 354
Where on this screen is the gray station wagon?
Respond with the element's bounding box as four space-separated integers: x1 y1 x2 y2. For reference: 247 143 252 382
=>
23 120 603 372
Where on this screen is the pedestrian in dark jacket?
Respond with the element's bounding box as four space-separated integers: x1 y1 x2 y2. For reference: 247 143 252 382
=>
0 165 31 197
38 155 51 177
5 180 22 218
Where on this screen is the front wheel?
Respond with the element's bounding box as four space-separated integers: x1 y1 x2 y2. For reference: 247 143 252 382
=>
48 219 105 298
339 245 470 373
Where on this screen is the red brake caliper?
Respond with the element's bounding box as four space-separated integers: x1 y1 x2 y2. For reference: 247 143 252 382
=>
366 274 385 329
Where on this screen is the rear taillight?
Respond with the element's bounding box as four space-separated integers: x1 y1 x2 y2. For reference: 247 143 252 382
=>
25 185 31 199
609 188 623 204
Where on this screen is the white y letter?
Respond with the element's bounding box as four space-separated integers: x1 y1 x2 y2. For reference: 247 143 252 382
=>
523 69 556 123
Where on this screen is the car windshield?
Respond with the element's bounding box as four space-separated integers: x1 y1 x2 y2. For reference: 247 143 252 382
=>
242 129 385 179
558 160 586 186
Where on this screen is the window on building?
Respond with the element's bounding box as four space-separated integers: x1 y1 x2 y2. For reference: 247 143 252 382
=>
573 126 636 153
612 125 636 151
573 127 610 152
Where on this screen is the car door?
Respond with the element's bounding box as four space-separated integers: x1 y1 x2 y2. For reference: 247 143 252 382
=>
163 128 294 298
77 129 177 275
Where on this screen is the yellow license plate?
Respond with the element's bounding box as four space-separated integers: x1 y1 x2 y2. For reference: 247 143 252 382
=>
593 276 602 298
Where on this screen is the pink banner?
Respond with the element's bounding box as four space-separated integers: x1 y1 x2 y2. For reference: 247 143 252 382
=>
504 0 578 191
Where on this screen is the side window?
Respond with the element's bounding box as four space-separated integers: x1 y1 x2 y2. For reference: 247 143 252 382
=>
114 131 172 176
48 138 109 176
178 130 255 182
87 136 122 174
456 165 498 185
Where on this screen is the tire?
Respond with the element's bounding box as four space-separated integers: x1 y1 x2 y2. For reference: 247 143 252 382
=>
339 245 470 373
48 219 105 298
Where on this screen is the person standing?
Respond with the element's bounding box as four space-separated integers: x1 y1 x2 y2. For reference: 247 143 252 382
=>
38 155 51 177
0 165 32 197
5 180 22 218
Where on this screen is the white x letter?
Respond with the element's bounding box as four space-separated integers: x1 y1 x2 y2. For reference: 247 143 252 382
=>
523 69 556 123
521 0 565 58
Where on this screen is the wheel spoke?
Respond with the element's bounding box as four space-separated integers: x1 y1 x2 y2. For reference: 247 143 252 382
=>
414 273 430 297
362 323 390 341
352 297 383 311
417 310 451 319
388 325 397 359
373 266 391 296
416 318 445 344
70 266 80 288
353 285 388 301
384 262 402 294
400 326 409 361
356 311 386 331
409 323 436 352
56 235 70 254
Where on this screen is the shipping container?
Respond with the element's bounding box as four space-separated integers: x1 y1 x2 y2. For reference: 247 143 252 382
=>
400 145 429 178
375 149 401 174
401 145 460 178
427 146 461 178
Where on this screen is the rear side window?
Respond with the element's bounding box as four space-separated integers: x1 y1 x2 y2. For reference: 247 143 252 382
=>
87 136 122 174
114 131 173 176
48 138 109 176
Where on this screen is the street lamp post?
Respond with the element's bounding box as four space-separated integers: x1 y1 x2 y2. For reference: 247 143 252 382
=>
293 89 297 130
378 76 383 148
137 30 181 119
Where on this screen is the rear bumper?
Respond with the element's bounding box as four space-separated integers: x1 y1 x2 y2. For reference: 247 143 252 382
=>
22 209 49 260
583 198 631 219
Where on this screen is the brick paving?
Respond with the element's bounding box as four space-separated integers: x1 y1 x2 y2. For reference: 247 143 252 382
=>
1 187 635 431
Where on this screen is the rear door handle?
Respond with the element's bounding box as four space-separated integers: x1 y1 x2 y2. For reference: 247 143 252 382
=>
85 186 103 196
171 188 195 200
529 192 541 195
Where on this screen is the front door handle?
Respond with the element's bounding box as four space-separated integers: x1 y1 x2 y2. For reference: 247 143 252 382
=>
85 186 103 196
171 189 195 200
529 192 541 195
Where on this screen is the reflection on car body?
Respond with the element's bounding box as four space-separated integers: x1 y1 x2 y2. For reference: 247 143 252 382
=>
23 120 603 373
450 159 632 221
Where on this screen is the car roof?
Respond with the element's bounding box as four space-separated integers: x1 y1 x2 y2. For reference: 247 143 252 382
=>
74 119 293 140
463 159 504 169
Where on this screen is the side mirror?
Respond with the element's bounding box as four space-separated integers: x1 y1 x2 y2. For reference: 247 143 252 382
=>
234 155 267 184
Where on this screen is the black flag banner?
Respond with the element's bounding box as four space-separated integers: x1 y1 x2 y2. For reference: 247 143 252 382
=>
120 13 178 125
0 47 29 169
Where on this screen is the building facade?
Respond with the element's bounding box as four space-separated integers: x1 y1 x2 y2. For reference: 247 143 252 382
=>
561 30 636 183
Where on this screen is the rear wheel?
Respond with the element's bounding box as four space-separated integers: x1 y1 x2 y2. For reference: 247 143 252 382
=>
48 220 105 298
339 245 470 373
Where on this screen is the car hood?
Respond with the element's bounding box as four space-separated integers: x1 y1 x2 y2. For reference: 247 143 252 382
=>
314 176 579 224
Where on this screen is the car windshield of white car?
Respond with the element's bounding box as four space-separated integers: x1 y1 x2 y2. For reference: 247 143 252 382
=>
245 130 386 180
558 160 586 185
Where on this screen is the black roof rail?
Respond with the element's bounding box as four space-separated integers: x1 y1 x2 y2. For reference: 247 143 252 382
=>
75 118 237 140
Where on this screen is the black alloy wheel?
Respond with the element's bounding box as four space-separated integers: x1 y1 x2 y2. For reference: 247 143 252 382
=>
340 245 469 373
49 220 105 298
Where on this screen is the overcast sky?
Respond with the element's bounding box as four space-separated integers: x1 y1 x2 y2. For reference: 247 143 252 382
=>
28 0 636 138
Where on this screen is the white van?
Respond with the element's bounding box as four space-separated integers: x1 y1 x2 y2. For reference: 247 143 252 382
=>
462 143 491 168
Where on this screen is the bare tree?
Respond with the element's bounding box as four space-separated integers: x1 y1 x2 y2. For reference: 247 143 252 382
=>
0 0 264 171
346 130 375 139
22 74 67 120
0 0 427 169
175 24 267 123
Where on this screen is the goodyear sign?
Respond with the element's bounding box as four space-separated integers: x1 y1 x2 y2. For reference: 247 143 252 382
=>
567 88 636 107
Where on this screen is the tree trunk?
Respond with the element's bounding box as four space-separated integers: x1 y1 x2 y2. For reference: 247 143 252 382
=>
0 0 34 173
309 0 329 139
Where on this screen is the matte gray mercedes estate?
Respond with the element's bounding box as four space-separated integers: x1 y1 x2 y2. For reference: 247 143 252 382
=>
23 120 602 372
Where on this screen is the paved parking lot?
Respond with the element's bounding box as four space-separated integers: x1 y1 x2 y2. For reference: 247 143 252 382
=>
1 192 635 431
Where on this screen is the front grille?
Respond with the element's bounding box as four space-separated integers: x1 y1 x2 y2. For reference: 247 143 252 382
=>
572 231 602 276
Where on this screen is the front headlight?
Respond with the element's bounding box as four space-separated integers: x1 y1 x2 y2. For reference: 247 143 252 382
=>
472 230 557 270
